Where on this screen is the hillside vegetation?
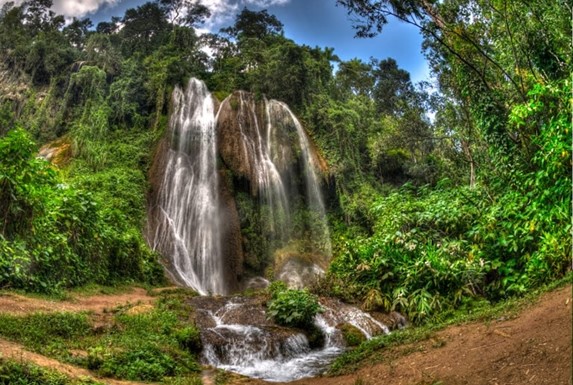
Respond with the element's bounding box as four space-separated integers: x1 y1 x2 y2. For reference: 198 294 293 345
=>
0 0 570 327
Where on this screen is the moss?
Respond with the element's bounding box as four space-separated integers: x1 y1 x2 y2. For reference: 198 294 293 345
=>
338 323 366 347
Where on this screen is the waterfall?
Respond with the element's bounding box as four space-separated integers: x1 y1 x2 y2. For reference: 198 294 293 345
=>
150 79 226 295
267 100 332 258
148 79 332 293
232 92 291 241
146 79 394 382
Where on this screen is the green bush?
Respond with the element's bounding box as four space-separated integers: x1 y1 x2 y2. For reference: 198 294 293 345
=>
174 326 202 353
97 345 177 381
267 286 322 328
329 82 572 323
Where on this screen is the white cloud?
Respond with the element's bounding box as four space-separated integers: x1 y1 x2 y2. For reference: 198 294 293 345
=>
200 0 290 32
0 0 118 18
0 0 289 27
199 0 240 31
244 0 289 7
52 0 119 18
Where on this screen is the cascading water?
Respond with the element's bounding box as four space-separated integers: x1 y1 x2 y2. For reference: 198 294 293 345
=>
149 78 226 295
149 79 384 382
266 100 332 286
191 296 390 382
267 100 332 256
216 92 332 288
232 92 291 241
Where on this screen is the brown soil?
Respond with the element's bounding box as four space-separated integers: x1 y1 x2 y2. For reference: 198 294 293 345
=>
0 287 155 315
0 285 571 385
238 285 573 385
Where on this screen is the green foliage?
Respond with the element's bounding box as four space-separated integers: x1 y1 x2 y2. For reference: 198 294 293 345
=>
0 293 202 382
174 326 202 353
0 357 104 385
267 286 322 328
0 128 55 239
329 94 571 318
0 312 91 352
0 129 163 292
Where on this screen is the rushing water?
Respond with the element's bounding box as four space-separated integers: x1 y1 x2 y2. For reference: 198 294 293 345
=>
149 79 226 295
149 79 364 381
228 92 291 241
194 296 390 382
149 79 332 295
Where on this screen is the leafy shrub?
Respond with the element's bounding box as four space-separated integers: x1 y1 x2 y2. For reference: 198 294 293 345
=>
97 345 177 381
330 81 572 323
267 286 322 328
174 326 202 353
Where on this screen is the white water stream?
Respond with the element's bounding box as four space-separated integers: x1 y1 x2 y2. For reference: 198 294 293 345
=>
150 79 225 295
198 298 389 382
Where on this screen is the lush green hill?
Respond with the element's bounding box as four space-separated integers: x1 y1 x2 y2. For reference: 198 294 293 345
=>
0 0 570 324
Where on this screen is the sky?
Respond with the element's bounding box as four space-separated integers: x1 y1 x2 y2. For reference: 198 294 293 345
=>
1 0 431 83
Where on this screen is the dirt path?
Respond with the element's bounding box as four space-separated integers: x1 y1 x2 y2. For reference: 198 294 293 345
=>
0 287 166 384
235 285 572 385
0 287 156 315
0 285 570 385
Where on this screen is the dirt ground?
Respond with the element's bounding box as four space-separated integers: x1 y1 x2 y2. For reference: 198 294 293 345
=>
0 287 154 315
0 285 571 385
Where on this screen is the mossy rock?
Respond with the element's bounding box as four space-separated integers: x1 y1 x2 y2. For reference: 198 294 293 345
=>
305 325 325 349
338 323 366 347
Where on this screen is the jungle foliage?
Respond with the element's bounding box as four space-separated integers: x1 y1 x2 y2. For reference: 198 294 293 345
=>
0 0 570 324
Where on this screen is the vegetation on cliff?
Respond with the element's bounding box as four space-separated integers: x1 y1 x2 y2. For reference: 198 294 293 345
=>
0 0 570 327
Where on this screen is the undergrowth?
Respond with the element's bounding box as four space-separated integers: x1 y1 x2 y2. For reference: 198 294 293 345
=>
0 357 104 385
0 291 202 383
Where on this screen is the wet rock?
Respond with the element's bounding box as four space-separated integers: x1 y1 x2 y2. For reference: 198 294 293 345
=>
217 92 298 197
218 169 244 292
370 311 408 330
189 295 309 366
319 297 390 338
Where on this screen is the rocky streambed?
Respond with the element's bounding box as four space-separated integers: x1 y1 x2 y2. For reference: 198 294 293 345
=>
189 295 406 382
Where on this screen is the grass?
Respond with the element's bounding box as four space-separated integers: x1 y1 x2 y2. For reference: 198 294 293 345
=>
327 273 572 376
0 291 202 383
0 357 105 385
0 283 150 302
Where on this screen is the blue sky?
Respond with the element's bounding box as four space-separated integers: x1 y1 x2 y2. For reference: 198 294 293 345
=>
2 0 430 83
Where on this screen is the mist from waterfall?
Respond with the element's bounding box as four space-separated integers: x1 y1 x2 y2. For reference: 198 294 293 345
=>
150 78 226 295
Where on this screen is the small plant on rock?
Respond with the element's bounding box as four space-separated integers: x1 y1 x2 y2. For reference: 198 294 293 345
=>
267 285 322 329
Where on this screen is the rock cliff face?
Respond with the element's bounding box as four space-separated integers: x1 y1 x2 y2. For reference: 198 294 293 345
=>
147 79 330 294
217 91 298 196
